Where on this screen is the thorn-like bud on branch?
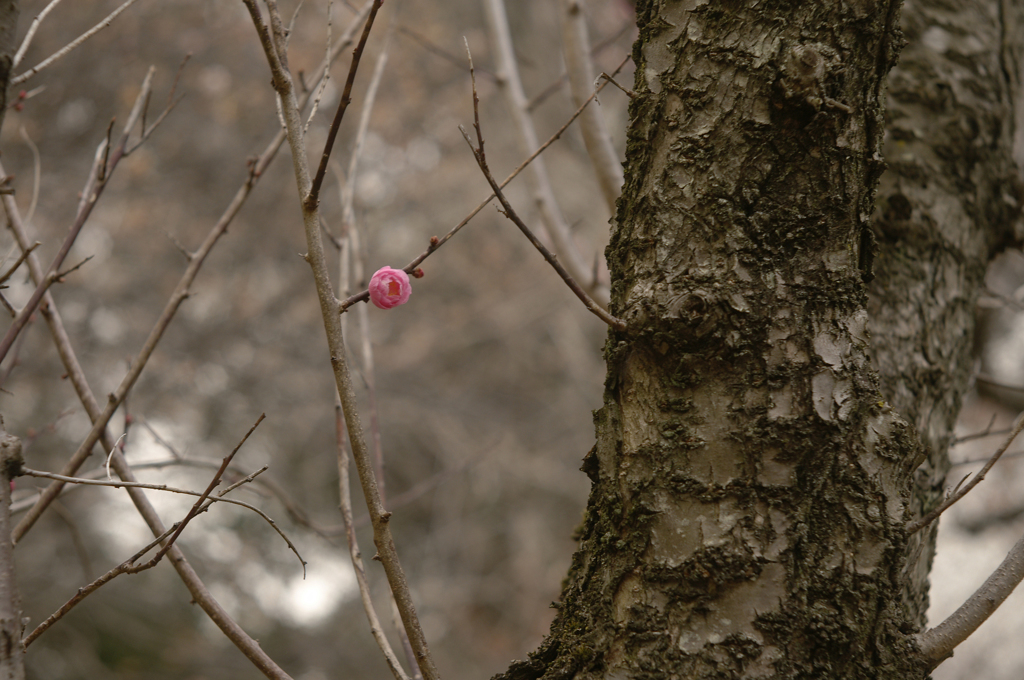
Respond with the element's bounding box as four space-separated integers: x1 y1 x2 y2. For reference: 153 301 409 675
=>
412 268 425 279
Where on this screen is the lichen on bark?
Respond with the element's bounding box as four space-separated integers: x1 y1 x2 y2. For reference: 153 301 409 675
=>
495 0 939 678
495 0 1024 677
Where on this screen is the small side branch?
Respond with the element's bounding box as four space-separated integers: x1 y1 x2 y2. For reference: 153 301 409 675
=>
907 410 1024 534
560 0 624 214
916 528 1024 669
461 50 625 332
336 406 411 680
0 66 157 367
12 0 144 86
305 0 384 209
0 241 38 286
22 522 179 648
481 0 607 305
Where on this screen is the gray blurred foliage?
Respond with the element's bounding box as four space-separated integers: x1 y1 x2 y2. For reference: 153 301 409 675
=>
0 0 635 677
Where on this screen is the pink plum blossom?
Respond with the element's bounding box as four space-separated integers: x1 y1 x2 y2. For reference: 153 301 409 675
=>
368 266 412 309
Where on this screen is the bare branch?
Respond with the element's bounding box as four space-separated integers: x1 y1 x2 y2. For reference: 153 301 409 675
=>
396 24 497 81
482 0 608 306
336 406 411 680
0 6 376 675
461 49 626 331
560 0 623 214
527 19 633 111
336 42 421 663
906 410 1024 534
340 21 397 509
306 0 385 209
11 0 144 86
0 66 156 367
22 417 278 650
951 412 1003 445
12 0 63 69
0 241 38 286
916 529 1024 668
242 1 438 676
138 414 266 568
19 465 304 569
22 522 179 648
598 71 636 99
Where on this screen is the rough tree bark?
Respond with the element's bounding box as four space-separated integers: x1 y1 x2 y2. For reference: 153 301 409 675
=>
0 0 16 136
0 3 22 678
497 0 1022 678
869 0 1023 629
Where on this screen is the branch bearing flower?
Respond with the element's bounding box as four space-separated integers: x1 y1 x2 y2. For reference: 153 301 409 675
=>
368 266 412 309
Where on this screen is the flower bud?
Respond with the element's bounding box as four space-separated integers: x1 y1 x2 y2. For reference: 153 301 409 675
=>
368 266 412 309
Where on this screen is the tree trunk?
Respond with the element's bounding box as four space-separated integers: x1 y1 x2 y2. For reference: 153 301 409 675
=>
0 0 16 137
497 0 1022 678
869 0 1023 629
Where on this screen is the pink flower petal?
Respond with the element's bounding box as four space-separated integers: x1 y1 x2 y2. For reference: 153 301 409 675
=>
368 266 412 309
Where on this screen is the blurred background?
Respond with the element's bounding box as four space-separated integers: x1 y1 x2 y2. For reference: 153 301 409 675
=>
1 1 1023 679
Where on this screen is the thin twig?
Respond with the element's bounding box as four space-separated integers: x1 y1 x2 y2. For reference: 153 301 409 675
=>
561 0 624 214
0 241 38 286
0 67 157 367
343 58 422 667
976 373 1024 393
598 71 636 99
53 254 92 281
337 53 631 312
10 454 336 538
461 47 626 331
950 449 1024 468
0 293 14 319
915 527 1024 668
141 414 268 567
304 6 331 132
8 67 173 536
396 24 497 81
482 0 608 306
11 0 144 86
3 0 371 532
22 523 179 648
12 0 64 69
331 171 408 673
952 413 1003 445
527 19 634 111
339 17 394 504
19 463 304 570
23 419 275 650
907 410 1024 534
306 0 385 210
17 126 40 223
